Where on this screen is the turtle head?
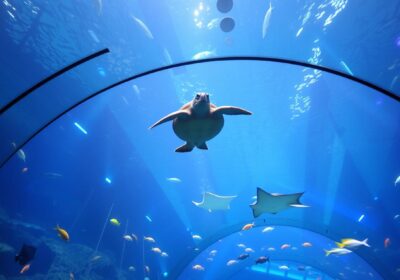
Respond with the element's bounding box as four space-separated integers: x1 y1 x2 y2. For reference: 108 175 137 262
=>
192 92 210 116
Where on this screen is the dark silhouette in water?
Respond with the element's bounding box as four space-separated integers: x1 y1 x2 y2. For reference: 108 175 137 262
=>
15 244 36 266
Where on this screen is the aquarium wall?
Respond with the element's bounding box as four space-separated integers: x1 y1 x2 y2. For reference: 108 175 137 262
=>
0 1 399 279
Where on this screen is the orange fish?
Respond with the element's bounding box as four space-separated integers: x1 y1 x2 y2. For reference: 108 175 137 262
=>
242 223 254 231
20 264 30 274
281 244 291 250
302 242 312 247
55 225 70 241
384 238 390 248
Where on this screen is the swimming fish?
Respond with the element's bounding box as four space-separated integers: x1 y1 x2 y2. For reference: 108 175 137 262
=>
302 242 312 247
22 167 28 173
55 225 69 241
192 234 202 240
131 234 138 241
110 218 120 226
245 248 255 253
20 264 30 274
123 235 133 241
12 143 26 162
166 177 182 183
267 247 275 251
95 0 102 15
193 192 237 212
128 266 135 271
192 264 205 271
237 253 250 260
384 238 390 248
69 272 74 280
279 265 289 271
161 252 169 257
207 18 219 30
44 172 63 178
131 16 154 39
144 236 156 243
15 244 36 266
192 50 215 60
209 250 217 256
324 248 352 256
227 260 238 266
242 223 254 231
250 188 309 217
281 244 290 250
395 176 400 186
262 226 274 233
237 244 246 248
151 247 162 254
255 256 269 264
335 238 370 249
262 2 273 39
145 265 150 273
91 255 101 262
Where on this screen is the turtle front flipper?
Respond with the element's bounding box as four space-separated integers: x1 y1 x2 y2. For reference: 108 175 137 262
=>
175 142 195 152
149 110 190 129
213 106 252 115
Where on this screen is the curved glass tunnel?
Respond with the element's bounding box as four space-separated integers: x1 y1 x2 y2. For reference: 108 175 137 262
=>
1 60 399 279
1 0 400 279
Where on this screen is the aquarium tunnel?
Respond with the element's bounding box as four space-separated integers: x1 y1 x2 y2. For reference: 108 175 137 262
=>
0 0 400 279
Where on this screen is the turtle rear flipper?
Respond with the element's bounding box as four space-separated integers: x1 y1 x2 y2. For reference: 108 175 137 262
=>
175 143 194 152
197 143 208 150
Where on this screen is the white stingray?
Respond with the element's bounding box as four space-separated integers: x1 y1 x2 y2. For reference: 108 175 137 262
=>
193 192 237 212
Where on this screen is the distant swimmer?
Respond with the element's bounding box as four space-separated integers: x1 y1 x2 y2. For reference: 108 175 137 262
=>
150 92 251 152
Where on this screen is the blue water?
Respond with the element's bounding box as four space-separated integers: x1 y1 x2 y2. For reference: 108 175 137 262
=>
1 1 400 279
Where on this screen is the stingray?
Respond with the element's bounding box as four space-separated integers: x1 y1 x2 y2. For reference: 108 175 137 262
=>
250 187 309 217
193 192 237 212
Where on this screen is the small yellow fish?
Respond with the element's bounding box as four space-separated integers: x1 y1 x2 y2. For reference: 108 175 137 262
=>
242 223 254 231
110 218 120 226
55 225 69 241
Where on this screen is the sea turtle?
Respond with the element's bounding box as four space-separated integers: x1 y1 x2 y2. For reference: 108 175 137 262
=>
150 92 251 152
